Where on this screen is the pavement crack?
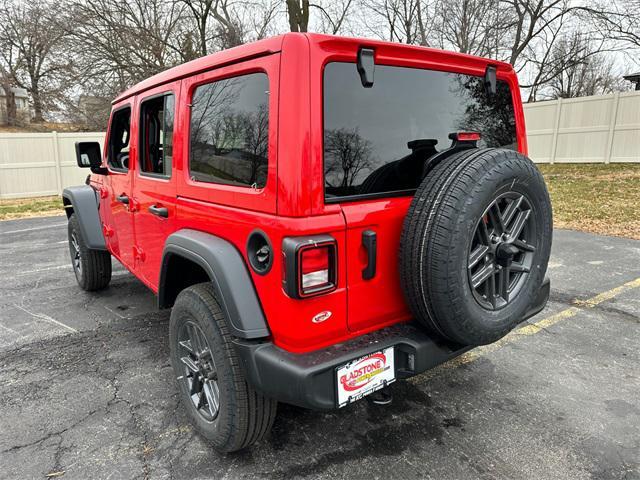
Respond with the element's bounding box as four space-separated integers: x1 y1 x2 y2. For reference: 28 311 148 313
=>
99 351 155 480
0 407 99 455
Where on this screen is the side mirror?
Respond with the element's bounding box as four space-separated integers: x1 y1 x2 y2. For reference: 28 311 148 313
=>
75 142 107 175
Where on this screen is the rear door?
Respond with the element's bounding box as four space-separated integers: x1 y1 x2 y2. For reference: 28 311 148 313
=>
103 104 136 270
132 82 180 289
322 60 519 332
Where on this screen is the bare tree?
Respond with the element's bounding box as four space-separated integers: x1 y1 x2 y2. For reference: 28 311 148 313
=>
13 0 627 128
210 0 245 49
242 104 269 184
313 0 354 35
497 0 611 66
0 32 19 126
435 0 506 56
324 127 373 189
361 0 422 43
0 0 71 122
180 0 279 54
181 0 216 56
588 0 640 50
545 35 628 98
245 1 280 40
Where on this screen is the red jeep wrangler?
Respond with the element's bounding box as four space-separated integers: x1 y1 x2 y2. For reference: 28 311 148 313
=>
64 33 552 452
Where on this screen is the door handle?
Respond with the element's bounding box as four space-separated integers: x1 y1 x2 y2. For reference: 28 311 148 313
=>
362 230 377 280
148 204 168 218
116 194 129 204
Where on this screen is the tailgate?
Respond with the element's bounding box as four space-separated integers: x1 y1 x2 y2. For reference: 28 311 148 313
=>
340 197 413 332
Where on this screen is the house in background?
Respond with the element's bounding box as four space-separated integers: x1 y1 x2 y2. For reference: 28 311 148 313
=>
624 72 640 91
0 86 31 125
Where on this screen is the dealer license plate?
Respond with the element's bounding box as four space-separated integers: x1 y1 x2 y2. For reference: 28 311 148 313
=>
336 347 395 408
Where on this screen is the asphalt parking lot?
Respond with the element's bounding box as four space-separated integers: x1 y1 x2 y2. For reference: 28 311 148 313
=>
0 215 638 480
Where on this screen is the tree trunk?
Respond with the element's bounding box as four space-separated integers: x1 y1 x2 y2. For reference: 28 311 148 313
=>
31 86 44 123
286 0 309 32
1 78 17 127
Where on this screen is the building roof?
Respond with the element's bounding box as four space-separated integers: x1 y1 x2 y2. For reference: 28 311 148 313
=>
623 72 640 81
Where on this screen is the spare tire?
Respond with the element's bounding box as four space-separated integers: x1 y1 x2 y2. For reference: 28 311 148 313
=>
399 148 552 346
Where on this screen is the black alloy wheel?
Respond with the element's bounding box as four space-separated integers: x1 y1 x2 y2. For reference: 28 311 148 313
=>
178 321 221 421
468 192 537 310
70 230 82 278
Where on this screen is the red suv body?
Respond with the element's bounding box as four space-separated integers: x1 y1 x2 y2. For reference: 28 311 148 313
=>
64 33 549 451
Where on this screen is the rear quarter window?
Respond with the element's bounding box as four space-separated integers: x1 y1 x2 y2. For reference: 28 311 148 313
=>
189 72 269 188
323 62 517 200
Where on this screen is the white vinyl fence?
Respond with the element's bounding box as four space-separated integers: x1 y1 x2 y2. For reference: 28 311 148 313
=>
524 90 640 164
1 90 639 199
0 132 104 199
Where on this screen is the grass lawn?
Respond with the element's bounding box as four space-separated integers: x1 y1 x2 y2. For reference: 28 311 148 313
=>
1 164 639 240
0 196 64 221
538 163 640 240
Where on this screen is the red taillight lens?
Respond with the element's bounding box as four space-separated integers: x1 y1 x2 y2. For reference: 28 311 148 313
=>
301 246 331 291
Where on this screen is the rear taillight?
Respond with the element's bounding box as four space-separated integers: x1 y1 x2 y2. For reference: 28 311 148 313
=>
282 235 337 299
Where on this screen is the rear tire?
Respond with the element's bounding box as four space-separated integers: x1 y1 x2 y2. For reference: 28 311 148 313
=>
68 214 111 291
169 283 277 453
400 148 552 345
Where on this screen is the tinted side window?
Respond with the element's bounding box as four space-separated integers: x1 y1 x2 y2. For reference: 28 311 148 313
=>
190 73 269 188
323 63 517 199
140 94 174 177
107 107 131 171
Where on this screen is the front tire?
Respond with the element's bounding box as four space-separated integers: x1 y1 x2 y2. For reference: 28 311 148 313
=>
68 214 111 291
169 283 277 452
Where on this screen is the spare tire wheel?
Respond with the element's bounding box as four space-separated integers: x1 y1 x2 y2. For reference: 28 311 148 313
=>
399 148 552 346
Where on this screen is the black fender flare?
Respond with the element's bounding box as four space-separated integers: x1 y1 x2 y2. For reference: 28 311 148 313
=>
62 185 107 250
159 229 270 339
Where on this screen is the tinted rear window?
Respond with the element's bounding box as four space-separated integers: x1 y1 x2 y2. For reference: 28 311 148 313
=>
190 72 269 188
323 62 517 200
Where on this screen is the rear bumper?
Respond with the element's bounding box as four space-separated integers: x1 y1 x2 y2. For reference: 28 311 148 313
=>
234 277 550 410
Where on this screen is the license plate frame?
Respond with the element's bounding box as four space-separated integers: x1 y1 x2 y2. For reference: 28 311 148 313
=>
336 346 395 408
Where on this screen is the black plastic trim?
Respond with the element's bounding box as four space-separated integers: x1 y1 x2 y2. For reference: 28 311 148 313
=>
234 277 550 410
234 322 471 410
325 188 415 204
246 229 273 275
484 65 497 95
159 229 270 339
62 185 107 250
148 205 168 218
357 47 375 87
362 230 376 280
